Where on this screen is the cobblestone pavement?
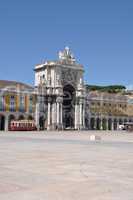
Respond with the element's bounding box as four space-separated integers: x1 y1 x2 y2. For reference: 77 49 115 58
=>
0 131 133 200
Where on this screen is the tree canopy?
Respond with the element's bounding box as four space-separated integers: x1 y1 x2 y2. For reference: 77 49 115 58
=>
86 85 126 93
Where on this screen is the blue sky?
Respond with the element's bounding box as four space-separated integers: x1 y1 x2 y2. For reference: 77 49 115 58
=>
0 0 133 87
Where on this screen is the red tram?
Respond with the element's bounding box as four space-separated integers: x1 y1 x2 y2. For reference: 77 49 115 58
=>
9 120 37 131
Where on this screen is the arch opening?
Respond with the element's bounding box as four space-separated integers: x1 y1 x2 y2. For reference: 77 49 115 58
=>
39 116 46 130
28 115 33 120
108 118 112 130
96 118 101 130
114 119 117 130
90 118 95 130
0 115 5 131
102 118 107 130
18 115 24 120
63 84 75 129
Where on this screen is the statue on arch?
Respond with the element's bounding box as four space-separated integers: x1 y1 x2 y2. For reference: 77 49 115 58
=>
59 47 76 63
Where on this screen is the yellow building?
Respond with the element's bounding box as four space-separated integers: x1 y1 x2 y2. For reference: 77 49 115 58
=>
0 80 36 131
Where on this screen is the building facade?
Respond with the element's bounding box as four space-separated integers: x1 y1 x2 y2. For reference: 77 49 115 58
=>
0 47 133 131
86 91 133 130
0 80 36 131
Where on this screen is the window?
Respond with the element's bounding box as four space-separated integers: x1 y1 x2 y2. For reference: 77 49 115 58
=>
29 96 34 113
0 95 5 111
19 95 25 112
10 96 15 112
30 96 33 101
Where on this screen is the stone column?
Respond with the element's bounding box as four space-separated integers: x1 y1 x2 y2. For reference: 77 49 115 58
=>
111 119 114 130
106 118 109 130
5 115 9 131
60 103 63 125
79 102 83 129
82 102 85 129
56 102 60 127
47 97 51 130
75 103 78 130
52 101 56 130
56 97 63 130
100 118 103 130
35 98 40 131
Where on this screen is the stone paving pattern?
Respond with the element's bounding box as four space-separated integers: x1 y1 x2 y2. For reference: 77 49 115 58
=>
0 131 133 200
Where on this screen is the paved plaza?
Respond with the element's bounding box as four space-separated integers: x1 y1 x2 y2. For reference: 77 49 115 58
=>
0 131 133 200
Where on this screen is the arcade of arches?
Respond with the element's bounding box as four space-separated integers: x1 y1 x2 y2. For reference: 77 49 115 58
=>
0 114 34 131
87 117 133 130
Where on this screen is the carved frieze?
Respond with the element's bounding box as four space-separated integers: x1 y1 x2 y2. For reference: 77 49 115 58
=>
61 68 78 86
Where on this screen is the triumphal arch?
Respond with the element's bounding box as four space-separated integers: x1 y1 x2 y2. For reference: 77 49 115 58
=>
34 47 86 130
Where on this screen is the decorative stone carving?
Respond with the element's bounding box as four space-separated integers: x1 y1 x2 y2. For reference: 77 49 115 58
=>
61 69 77 86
